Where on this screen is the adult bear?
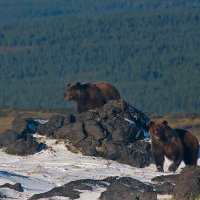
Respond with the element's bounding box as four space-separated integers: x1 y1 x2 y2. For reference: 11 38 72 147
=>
149 120 199 172
64 81 120 113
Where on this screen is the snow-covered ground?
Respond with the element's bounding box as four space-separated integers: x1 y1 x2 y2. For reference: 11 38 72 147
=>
0 134 198 200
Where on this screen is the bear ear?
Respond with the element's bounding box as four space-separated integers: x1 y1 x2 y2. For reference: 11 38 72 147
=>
67 83 71 87
147 120 155 127
162 120 168 125
75 82 81 87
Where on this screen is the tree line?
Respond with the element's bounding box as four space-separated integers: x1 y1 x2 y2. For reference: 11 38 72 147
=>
0 1 199 114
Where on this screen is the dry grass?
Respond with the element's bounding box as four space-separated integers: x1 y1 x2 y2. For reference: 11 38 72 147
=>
0 115 15 133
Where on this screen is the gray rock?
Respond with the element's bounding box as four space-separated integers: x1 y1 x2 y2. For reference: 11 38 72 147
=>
29 177 157 200
37 115 65 136
99 177 157 200
55 122 86 145
28 178 112 200
173 165 200 200
38 100 152 167
0 183 24 192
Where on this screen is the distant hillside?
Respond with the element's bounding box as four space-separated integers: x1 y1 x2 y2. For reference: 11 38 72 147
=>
0 1 200 114
1 0 200 22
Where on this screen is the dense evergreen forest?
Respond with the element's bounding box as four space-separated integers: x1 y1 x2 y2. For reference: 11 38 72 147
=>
0 0 200 114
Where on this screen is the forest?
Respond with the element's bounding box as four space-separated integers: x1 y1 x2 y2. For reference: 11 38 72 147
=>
0 0 200 114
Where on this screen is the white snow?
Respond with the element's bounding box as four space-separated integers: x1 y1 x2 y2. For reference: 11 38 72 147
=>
0 133 198 200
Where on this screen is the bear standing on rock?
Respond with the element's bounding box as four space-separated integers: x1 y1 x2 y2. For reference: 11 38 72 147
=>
64 81 120 113
149 120 199 172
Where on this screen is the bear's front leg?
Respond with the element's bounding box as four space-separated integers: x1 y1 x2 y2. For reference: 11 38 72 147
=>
153 152 165 172
168 158 182 172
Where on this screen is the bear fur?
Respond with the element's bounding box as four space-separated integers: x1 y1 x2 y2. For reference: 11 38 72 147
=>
149 120 199 172
95 81 120 101
64 82 106 113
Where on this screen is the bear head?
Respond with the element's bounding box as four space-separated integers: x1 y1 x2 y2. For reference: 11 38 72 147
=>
149 120 174 142
64 82 82 101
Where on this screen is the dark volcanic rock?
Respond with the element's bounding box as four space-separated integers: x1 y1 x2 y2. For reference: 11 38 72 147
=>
173 165 200 200
12 117 38 134
99 177 157 200
0 183 24 192
101 139 151 167
12 117 28 133
55 122 86 145
0 129 20 147
28 178 112 200
0 117 45 155
151 174 178 195
0 128 44 155
29 177 156 200
38 99 151 167
37 115 65 136
155 182 174 195
152 174 178 184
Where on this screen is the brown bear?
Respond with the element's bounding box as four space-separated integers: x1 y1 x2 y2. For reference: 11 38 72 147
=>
95 81 120 101
64 82 106 113
149 120 199 172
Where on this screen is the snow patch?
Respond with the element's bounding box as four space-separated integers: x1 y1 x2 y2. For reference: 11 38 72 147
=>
0 134 198 200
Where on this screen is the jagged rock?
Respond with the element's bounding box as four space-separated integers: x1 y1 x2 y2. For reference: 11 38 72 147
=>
8 135 44 155
55 122 86 145
0 129 20 147
37 115 65 136
39 100 151 167
173 165 200 200
84 121 107 141
63 114 76 125
151 174 178 195
12 116 38 134
99 177 157 200
0 118 45 155
155 182 174 195
28 177 156 200
12 117 28 133
28 178 113 200
0 128 44 155
101 139 151 167
151 174 178 184
0 183 24 192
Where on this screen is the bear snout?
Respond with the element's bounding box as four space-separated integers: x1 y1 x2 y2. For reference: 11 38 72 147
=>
64 93 70 100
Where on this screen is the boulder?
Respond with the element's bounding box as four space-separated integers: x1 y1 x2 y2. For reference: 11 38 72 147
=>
38 100 152 167
12 116 38 134
151 174 178 195
37 115 65 136
28 178 112 200
0 183 24 192
29 177 156 200
99 177 157 200
55 122 86 145
0 118 45 155
173 165 200 200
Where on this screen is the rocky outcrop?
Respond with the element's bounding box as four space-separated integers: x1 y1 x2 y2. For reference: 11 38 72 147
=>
29 177 156 200
173 165 200 200
38 100 151 167
99 177 157 200
0 100 151 166
0 117 44 155
0 183 24 192
151 174 178 195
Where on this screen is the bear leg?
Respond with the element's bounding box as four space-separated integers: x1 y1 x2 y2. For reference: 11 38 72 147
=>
153 152 165 172
168 157 182 172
